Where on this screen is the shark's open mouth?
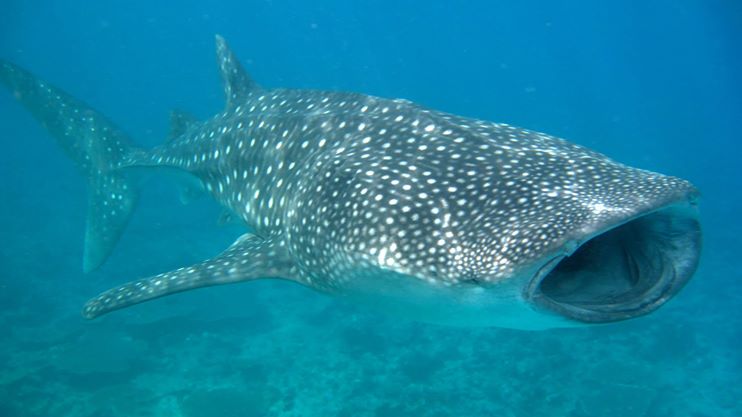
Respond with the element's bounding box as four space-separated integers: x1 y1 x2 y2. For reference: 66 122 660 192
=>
528 203 701 323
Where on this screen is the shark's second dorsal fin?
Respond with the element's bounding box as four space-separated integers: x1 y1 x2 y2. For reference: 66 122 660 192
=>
168 109 198 142
215 34 259 109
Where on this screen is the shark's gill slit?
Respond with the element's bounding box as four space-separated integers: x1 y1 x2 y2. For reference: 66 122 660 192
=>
532 204 701 322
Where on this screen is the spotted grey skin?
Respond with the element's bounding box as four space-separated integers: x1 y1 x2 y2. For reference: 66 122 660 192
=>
0 36 701 329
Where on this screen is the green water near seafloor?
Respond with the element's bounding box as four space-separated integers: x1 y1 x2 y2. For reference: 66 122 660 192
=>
1 254 739 416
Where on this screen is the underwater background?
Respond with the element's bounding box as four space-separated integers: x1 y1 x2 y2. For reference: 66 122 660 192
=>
0 1 740 416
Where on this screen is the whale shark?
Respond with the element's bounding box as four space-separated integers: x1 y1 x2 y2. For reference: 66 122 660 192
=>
0 35 701 329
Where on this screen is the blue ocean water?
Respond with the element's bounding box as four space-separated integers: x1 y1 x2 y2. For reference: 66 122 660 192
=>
0 1 740 416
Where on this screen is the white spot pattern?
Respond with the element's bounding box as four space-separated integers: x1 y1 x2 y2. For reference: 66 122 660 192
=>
135 85 696 292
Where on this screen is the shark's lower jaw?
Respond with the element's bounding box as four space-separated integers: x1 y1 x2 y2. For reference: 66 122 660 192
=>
527 202 701 324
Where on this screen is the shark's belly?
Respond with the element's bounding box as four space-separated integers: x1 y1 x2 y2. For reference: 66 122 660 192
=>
323 267 577 330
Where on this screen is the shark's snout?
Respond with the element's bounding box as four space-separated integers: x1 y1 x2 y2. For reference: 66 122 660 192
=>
526 198 701 323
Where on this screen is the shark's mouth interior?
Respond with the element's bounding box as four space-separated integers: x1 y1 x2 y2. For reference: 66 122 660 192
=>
529 204 701 323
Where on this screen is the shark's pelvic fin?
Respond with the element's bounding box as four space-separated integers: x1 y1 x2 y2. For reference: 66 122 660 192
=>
0 61 141 272
215 34 260 108
82 233 295 319
168 109 198 142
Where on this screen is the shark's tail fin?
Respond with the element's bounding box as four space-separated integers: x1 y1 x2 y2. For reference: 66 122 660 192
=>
1 61 140 272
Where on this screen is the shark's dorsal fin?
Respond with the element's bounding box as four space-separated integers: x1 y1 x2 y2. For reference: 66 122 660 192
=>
215 34 260 108
168 109 198 142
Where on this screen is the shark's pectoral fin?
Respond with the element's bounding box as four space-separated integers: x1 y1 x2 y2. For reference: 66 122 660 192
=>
82 233 295 319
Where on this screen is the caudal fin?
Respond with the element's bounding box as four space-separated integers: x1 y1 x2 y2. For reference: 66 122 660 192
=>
1 61 139 272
